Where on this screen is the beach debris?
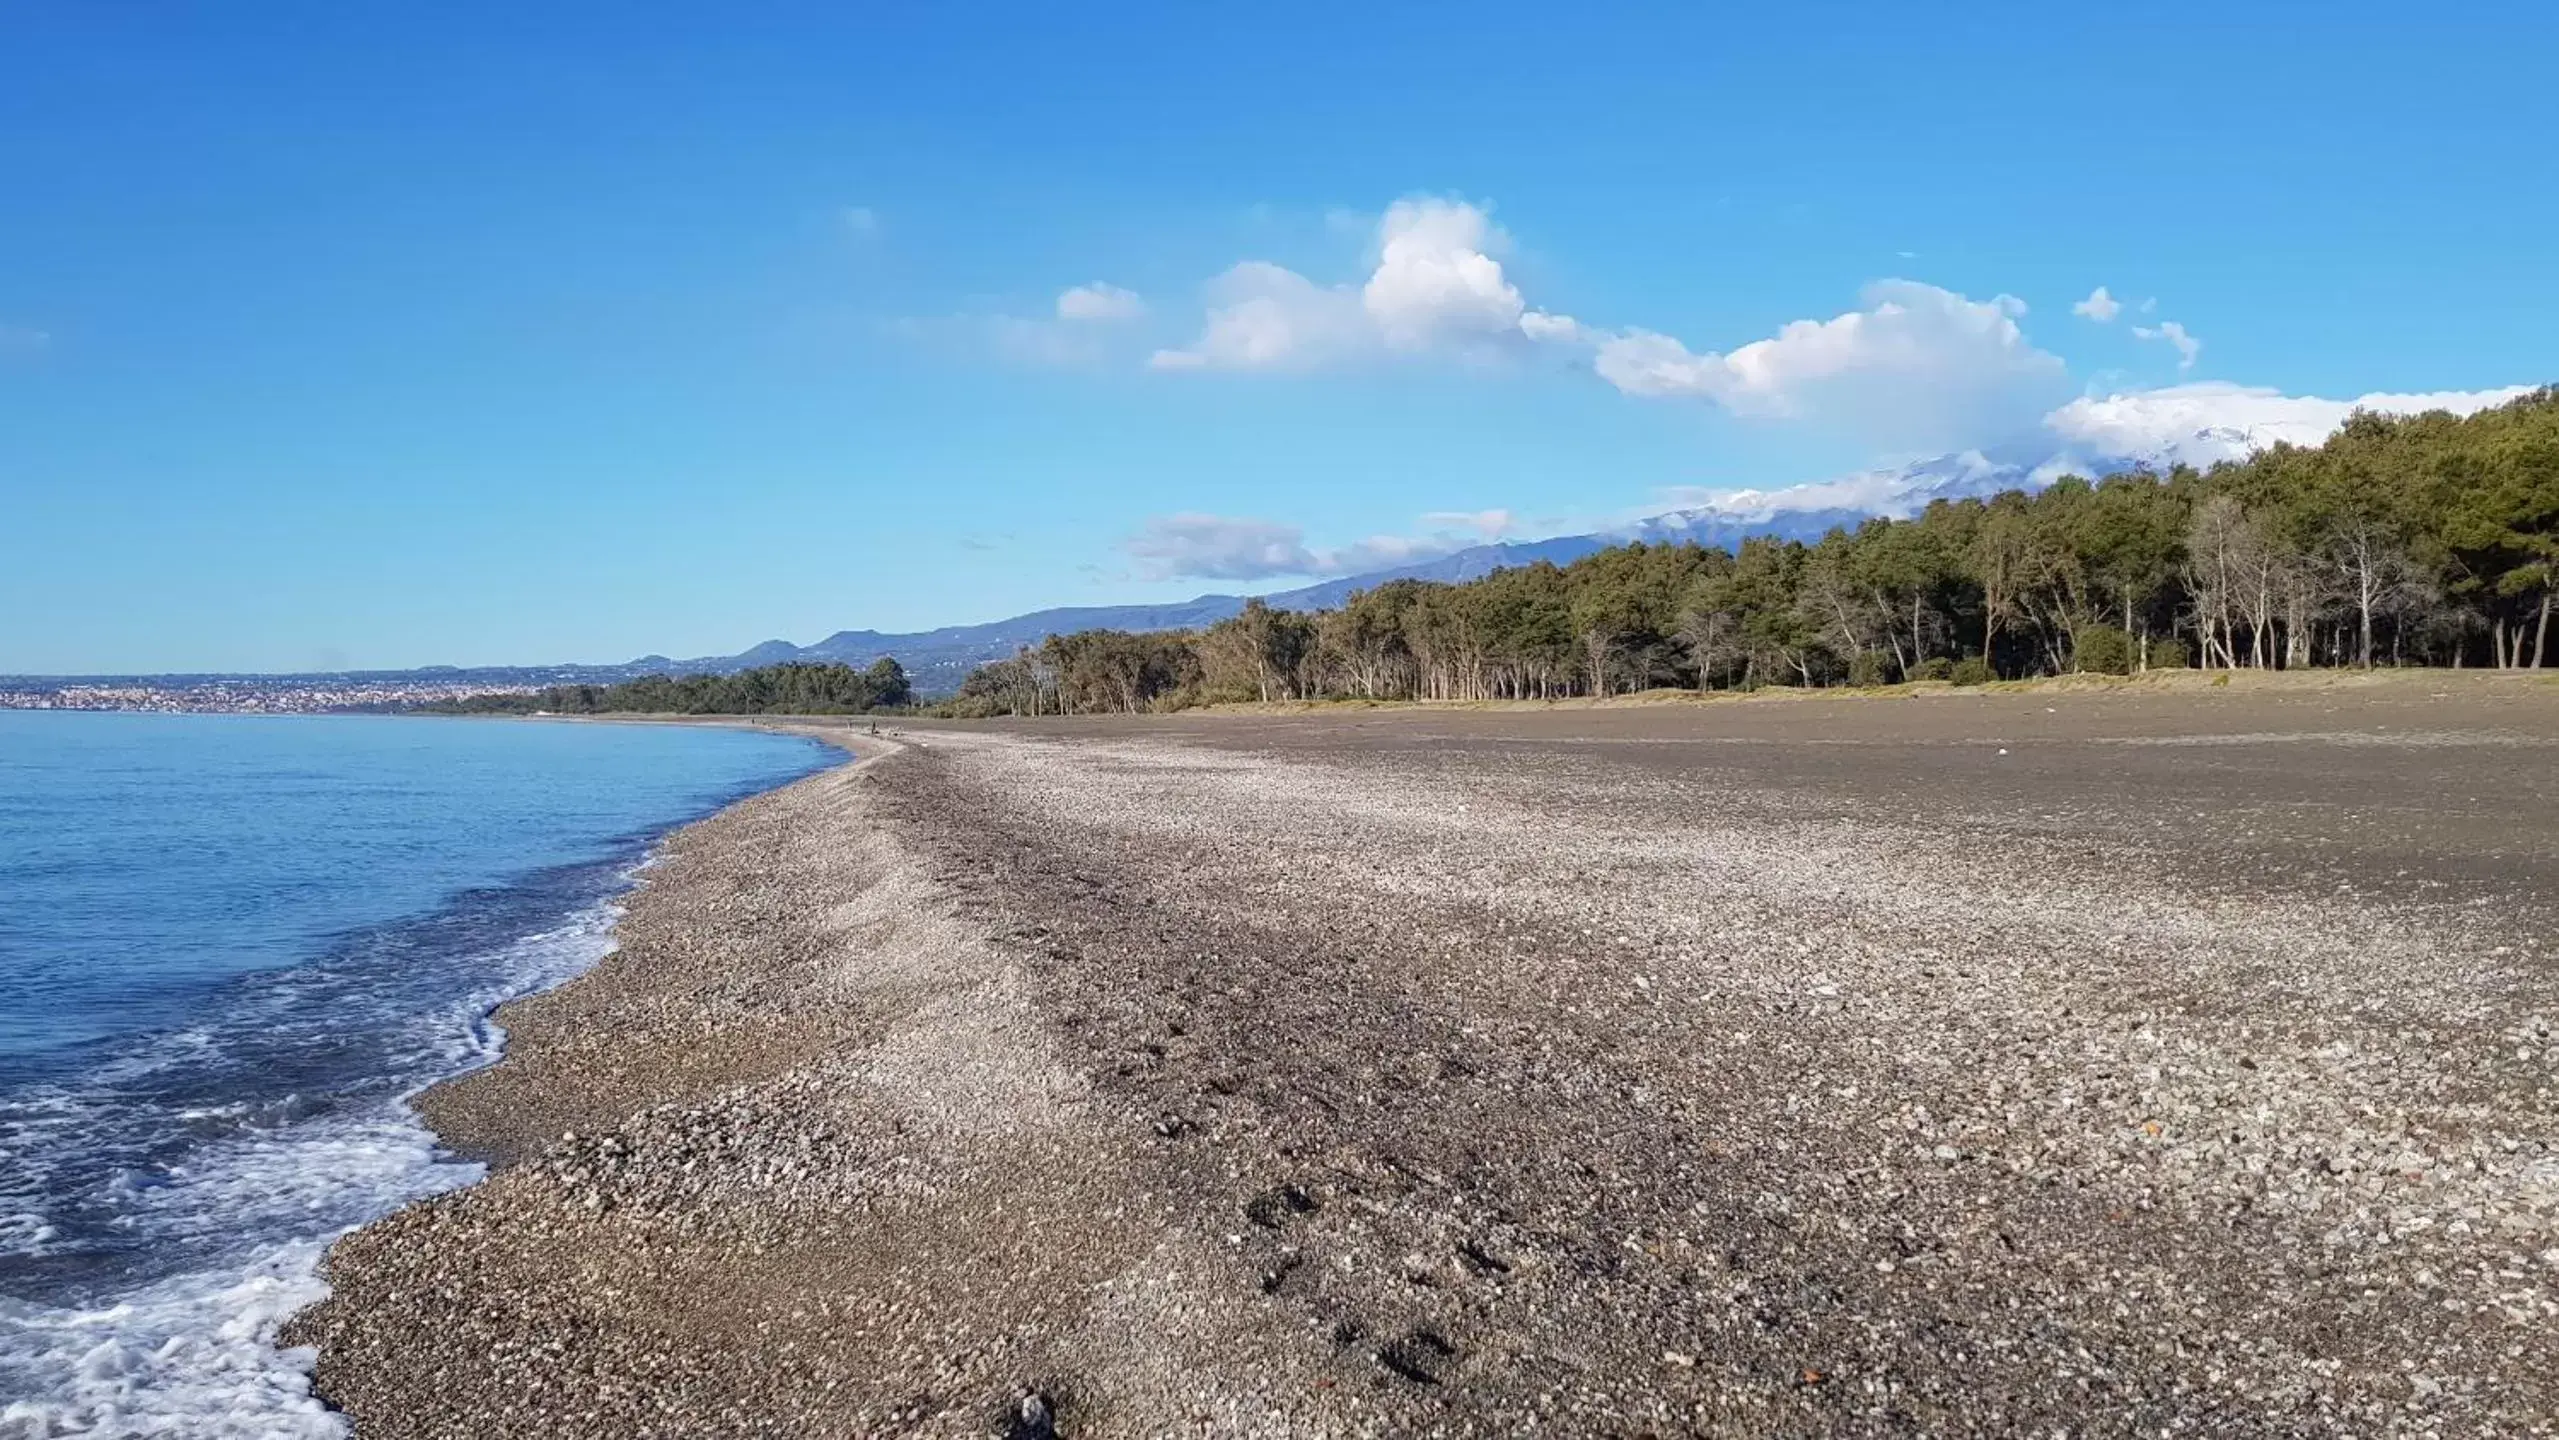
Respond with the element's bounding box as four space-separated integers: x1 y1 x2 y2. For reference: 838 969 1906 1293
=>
1006 1389 1057 1440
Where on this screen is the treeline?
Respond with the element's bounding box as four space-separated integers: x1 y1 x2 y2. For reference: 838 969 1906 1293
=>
428 658 915 716
945 388 2558 716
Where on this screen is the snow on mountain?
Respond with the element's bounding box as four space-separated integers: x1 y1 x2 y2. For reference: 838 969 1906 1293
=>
2044 382 2535 472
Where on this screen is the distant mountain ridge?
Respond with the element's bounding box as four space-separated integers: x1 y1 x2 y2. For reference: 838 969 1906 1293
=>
629 444 2091 692
633 547 1618 692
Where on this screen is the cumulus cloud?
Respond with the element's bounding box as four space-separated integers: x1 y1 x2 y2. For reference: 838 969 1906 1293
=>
1583 281 2070 452
1517 310 1583 342
1587 283 2044 412
2044 381 2536 469
1124 509 1515 581
1124 514 1317 580
1154 198 2063 452
1139 192 2526 493
1148 261 1370 371
2072 286 2122 323
2132 319 2202 370
1361 198 1524 349
1056 282 1144 322
1153 198 1544 370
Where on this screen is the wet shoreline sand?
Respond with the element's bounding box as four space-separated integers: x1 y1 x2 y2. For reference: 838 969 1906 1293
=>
289 676 2559 1435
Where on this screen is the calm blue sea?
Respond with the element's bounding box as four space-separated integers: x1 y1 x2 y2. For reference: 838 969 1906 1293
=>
0 711 834 1436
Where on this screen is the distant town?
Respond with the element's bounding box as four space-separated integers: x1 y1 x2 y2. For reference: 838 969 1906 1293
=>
0 678 541 715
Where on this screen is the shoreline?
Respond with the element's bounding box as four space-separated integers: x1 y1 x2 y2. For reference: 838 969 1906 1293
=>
276 724 931 1416
256 722 884 1414
389 720 892 1166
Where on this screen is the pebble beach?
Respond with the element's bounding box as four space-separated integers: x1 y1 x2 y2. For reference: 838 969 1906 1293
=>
286 678 2559 1436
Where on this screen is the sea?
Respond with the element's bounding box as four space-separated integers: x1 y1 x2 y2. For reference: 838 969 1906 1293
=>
0 710 835 1436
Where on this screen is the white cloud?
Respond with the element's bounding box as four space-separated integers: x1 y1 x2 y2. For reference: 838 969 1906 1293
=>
1149 261 1368 371
1155 200 2059 450
1585 330 1718 398
1361 198 1524 350
2044 381 2535 469
2072 286 2122 323
841 206 881 236
1137 193 2524 489
1517 311 1583 342
1125 514 1317 580
1323 533 1474 573
0 323 50 358
1056 282 1144 322
1154 198 1544 371
2131 319 2202 370
1124 509 1515 581
1585 281 2069 452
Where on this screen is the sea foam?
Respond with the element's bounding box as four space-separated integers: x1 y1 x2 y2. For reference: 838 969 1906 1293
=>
0 710 830 1435
0 903 617 1438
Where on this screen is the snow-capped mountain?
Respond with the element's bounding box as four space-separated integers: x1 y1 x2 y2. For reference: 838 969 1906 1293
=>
1619 446 2064 549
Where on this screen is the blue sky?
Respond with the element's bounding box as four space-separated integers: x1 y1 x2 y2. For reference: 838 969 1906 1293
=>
4 1 2553 673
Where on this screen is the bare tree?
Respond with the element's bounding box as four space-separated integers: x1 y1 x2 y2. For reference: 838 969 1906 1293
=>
2184 494 2253 668
1967 504 2034 672
2322 515 2417 667
1674 597 1736 691
2273 544 2330 669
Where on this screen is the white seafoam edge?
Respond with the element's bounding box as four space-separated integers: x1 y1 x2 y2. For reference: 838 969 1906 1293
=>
0 890 633 1440
0 1240 341 1439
